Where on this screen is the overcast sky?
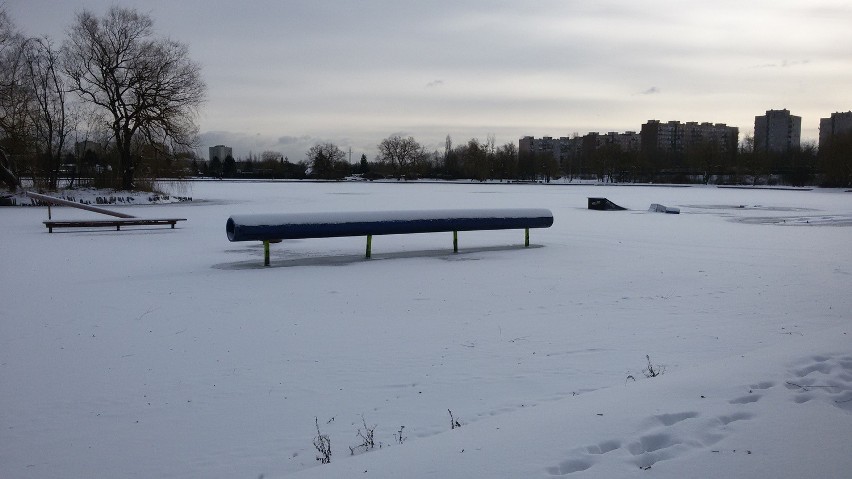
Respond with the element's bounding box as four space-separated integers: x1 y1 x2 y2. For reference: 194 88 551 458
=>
7 0 852 161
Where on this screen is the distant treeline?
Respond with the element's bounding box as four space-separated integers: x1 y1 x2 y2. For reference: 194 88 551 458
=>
202 133 851 187
7 130 851 191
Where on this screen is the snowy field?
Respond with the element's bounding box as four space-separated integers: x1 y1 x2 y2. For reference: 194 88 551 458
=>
1 181 851 479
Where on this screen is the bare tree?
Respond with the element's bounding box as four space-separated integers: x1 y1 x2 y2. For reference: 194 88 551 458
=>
442 134 462 178
62 7 206 190
70 106 112 187
0 8 14 50
377 135 424 178
23 37 70 189
817 132 852 187
306 142 347 179
457 138 488 181
0 9 20 190
0 9 34 166
261 150 283 163
0 146 20 190
496 141 518 180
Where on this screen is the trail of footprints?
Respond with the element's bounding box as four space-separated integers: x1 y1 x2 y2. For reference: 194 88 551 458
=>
785 354 852 411
546 353 852 475
546 401 756 475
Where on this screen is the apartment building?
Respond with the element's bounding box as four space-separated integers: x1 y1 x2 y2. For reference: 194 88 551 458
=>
519 136 557 161
208 145 233 162
754 109 801 153
819 111 852 149
520 132 640 162
640 120 738 158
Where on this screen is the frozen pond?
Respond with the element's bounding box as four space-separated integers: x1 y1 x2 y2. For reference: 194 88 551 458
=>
1 181 850 478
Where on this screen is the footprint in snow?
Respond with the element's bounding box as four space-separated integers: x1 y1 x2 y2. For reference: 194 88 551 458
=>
545 411 703 474
716 411 755 426
627 431 696 469
729 394 762 404
653 411 699 426
546 441 623 475
546 399 766 474
546 457 594 475
786 353 852 413
586 439 621 455
749 381 775 390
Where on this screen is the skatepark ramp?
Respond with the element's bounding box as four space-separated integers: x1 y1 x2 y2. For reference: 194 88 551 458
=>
588 198 626 211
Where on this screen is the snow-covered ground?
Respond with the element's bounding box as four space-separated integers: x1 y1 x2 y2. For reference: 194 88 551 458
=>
1 182 850 479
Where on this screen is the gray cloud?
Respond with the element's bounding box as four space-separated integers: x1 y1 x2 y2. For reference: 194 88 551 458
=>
276 135 312 146
10 0 848 149
751 59 811 69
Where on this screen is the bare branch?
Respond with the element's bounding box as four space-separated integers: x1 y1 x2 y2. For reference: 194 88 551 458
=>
62 6 206 189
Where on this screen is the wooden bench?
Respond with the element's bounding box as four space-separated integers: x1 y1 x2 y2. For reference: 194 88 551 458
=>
226 208 554 266
44 218 186 233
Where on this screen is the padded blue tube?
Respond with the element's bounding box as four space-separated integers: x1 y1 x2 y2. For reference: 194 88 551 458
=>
226 208 553 242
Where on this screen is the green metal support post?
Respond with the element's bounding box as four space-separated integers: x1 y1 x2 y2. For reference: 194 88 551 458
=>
453 230 458 253
366 234 372 258
525 227 529 247
264 240 270 266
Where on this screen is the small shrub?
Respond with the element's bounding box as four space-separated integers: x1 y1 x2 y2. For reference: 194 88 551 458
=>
448 409 461 429
349 415 379 455
643 355 665 378
313 417 331 464
394 425 407 445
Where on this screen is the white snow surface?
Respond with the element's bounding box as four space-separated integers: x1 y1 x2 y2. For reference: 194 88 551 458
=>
1 182 851 479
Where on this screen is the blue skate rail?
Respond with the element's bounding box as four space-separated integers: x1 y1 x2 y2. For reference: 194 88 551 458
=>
226 208 554 266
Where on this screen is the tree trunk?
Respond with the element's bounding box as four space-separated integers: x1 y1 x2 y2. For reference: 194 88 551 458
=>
118 130 136 190
122 155 135 190
0 147 21 191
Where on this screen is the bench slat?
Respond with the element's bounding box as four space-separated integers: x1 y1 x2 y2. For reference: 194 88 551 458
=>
44 218 186 232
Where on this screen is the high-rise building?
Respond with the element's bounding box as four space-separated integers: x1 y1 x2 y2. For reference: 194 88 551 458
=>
641 120 684 156
754 109 801 153
819 111 852 149
208 145 232 162
519 136 557 160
